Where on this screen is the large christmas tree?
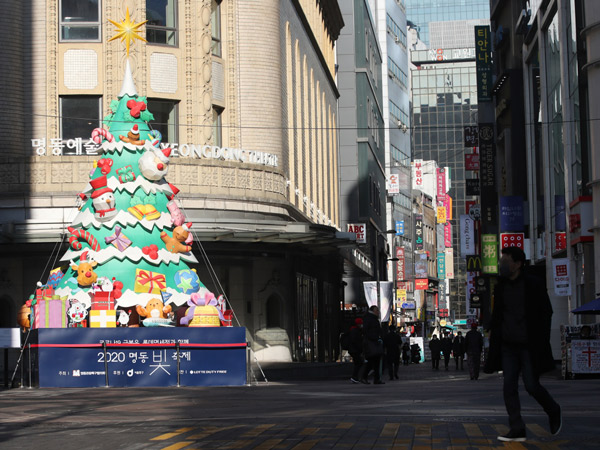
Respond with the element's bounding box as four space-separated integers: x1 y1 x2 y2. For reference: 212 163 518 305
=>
51 60 208 324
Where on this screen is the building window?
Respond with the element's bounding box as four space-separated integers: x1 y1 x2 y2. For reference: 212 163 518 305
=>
60 96 102 140
211 0 222 56
212 106 223 147
146 0 177 46
147 99 178 143
59 0 101 41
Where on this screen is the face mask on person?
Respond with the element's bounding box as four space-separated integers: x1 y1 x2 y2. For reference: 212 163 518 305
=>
499 261 512 278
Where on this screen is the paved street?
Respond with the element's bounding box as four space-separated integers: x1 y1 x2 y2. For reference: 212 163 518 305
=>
0 362 598 449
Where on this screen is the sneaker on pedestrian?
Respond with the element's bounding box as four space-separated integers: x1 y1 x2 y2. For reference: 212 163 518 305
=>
549 405 562 435
359 378 370 385
497 429 526 442
350 377 360 384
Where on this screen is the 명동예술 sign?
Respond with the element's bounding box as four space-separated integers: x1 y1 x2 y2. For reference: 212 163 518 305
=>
27 327 247 388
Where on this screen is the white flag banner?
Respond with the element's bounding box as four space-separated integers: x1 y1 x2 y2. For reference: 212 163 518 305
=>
363 281 393 322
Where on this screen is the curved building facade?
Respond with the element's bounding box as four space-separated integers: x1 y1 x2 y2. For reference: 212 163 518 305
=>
0 0 349 363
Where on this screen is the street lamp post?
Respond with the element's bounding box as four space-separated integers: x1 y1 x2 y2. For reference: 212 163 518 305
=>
374 229 398 325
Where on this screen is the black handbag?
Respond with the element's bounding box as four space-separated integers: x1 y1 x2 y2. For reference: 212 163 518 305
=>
365 339 384 357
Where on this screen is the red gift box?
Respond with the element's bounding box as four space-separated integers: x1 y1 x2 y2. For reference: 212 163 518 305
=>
35 285 55 302
91 291 115 310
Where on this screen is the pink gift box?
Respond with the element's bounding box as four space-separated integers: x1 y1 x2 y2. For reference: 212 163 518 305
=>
33 297 67 329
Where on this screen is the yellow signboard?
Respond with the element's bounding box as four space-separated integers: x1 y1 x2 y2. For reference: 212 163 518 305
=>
437 206 447 224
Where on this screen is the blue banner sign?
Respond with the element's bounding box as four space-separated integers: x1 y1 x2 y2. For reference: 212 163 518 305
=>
28 327 247 388
395 220 405 235
499 195 524 232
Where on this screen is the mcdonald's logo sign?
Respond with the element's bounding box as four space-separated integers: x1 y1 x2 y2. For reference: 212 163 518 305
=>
466 255 482 272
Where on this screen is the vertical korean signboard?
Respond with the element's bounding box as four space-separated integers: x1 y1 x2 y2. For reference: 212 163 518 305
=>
437 252 446 279
475 26 492 102
436 168 446 201
413 159 423 187
482 234 499 274
479 123 498 232
415 214 424 251
396 247 405 283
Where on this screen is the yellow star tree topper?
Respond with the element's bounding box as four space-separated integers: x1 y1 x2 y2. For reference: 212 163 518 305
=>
109 8 147 56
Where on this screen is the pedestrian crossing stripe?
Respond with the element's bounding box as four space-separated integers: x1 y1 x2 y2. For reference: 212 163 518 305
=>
150 422 570 449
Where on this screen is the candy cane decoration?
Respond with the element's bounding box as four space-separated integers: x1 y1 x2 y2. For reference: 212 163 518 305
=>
91 128 115 144
67 226 101 252
148 129 162 147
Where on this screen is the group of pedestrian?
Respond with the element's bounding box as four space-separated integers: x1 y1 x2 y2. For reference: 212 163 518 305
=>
347 305 417 385
428 327 482 374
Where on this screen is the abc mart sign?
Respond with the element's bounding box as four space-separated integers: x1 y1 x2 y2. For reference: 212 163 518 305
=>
31 139 279 168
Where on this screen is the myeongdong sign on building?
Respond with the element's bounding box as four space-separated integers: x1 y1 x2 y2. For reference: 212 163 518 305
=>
31 139 279 168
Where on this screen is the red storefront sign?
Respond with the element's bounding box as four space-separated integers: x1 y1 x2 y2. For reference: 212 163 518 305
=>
556 232 567 251
415 279 428 290
500 232 524 250
465 153 480 171
396 247 405 281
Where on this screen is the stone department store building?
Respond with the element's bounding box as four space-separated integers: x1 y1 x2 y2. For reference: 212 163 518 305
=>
0 0 363 363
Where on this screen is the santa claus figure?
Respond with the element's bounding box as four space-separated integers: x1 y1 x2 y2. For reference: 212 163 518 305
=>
139 147 172 181
90 175 117 222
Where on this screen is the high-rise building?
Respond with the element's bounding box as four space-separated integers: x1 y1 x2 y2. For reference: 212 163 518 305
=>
373 0 413 326
406 0 490 47
337 0 388 307
407 0 490 322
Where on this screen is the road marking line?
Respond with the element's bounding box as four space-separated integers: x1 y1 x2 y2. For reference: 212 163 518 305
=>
381 423 400 437
242 424 276 437
252 438 283 449
299 427 319 436
336 422 353 429
160 442 194 450
415 424 431 437
151 428 195 440
463 423 484 437
291 439 318 449
218 439 253 449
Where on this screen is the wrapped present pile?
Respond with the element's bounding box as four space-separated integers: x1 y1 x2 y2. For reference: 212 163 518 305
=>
17 60 233 331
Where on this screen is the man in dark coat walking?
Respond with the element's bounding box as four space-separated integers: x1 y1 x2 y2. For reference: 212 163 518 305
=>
428 334 441 370
452 331 466 370
362 305 384 384
441 333 453 370
384 325 402 380
486 246 561 442
465 322 483 379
